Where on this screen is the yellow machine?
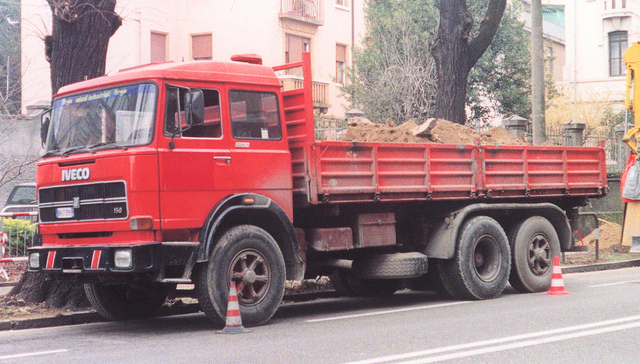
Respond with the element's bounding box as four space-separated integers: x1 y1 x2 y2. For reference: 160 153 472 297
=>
622 41 640 249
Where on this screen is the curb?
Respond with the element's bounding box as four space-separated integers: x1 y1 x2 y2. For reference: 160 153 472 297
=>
4 260 640 331
561 259 640 274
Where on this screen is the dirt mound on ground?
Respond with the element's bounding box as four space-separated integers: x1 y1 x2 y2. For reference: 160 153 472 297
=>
342 118 526 145
581 221 624 251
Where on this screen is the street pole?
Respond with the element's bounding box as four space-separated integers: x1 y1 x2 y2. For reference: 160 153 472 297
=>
531 0 546 145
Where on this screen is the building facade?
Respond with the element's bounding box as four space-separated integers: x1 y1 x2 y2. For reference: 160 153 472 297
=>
560 0 640 108
21 0 365 118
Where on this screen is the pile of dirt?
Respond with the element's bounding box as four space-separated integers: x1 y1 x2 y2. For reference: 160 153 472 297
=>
342 118 526 146
581 221 624 252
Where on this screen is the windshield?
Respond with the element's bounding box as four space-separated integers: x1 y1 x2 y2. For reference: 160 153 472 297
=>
46 83 157 154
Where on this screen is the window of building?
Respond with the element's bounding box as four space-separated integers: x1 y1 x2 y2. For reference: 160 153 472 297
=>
285 34 311 63
336 0 348 7
336 44 347 84
150 32 167 63
165 87 222 138
609 31 628 77
191 33 212 61
230 90 282 140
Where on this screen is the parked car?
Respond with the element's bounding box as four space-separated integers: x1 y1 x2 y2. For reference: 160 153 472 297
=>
2 183 38 222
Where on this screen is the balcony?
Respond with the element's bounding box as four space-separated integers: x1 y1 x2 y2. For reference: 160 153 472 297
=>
280 0 324 26
279 75 330 112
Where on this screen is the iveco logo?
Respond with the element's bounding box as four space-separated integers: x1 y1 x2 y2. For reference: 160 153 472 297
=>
62 168 90 182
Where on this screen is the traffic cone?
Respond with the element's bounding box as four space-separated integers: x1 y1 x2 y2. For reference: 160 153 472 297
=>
546 256 569 295
217 281 251 334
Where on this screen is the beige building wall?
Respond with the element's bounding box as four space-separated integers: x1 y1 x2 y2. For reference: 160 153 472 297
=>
561 0 640 107
21 0 365 118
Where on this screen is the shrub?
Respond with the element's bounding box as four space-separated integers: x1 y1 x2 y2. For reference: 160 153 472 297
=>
1 218 37 257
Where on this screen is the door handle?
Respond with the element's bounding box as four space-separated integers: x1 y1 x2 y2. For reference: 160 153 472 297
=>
214 156 231 164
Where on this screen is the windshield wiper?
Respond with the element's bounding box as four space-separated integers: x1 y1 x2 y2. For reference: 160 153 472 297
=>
42 151 61 158
62 146 91 156
88 141 128 152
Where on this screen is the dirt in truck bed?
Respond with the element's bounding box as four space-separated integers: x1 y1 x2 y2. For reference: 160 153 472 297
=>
342 118 527 146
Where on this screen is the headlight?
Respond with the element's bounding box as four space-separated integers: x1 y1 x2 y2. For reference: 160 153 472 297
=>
114 249 133 269
29 253 40 269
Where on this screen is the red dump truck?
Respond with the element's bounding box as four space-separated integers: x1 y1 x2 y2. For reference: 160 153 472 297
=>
29 53 608 326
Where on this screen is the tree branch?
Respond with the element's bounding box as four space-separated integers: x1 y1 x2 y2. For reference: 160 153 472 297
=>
467 0 506 70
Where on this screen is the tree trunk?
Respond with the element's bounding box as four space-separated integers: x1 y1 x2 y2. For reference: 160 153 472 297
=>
47 0 122 95
432 0 506 124
9 270 90 309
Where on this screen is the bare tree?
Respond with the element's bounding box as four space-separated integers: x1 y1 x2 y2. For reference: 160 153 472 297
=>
46 0 122 95
432 0 507 124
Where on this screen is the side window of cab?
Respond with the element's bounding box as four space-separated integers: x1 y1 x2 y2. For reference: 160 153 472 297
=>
229 90 282 140
164 87 222 138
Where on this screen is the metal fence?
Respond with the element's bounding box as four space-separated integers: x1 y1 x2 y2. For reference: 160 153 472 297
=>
0 212 38 258
544 126 624 174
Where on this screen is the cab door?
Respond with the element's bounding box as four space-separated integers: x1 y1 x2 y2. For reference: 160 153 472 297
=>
157 85 233 231
227 89 293 216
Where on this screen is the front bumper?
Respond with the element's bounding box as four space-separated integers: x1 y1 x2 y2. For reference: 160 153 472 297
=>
28 243 162 276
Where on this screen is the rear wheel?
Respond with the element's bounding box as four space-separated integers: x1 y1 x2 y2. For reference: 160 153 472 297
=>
508 216 560 293
84 282 168 321
439 216 511 300
195 225 286 327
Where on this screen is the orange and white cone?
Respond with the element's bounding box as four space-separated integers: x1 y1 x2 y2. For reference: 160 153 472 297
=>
217 281 251 334
546 256 569 295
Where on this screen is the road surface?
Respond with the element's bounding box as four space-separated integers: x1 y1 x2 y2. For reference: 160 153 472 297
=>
2 267 640 363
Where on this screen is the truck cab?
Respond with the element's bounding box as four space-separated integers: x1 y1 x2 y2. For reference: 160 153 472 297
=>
31 56 300 325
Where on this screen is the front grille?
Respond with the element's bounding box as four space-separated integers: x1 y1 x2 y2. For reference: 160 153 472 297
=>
39 181 128 223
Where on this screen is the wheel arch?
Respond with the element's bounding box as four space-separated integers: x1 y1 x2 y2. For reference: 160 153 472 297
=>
197 193 304 280
423 203 572 259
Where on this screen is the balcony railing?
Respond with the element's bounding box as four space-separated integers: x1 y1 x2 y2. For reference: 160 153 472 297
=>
280 0 324 25
279 75 329 110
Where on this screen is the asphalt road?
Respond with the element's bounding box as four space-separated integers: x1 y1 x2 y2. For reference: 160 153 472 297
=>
2 267 640 364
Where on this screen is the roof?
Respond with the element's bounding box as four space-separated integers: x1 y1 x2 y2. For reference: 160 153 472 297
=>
55 58 282 98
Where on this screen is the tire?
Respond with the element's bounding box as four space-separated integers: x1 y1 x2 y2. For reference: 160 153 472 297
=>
508 216 560 293
352 253 428 279
84 282 168 321
195 225 286 327
439 216 511 300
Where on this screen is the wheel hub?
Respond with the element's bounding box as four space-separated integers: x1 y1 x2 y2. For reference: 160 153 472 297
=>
229 249 271 306
242 269 257 284
474 235 501 282
528 235 551 276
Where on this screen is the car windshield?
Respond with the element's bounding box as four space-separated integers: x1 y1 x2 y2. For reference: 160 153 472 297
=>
6 185 36 205
46 83 157 155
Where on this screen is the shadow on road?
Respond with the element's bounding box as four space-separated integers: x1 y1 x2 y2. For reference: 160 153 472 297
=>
66 286 521 335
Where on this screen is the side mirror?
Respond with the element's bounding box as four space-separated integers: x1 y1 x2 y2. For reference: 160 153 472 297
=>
185 90 204 126
40 109 52 147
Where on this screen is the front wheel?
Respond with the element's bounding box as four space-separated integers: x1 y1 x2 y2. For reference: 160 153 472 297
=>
508 216 560 293
195 225 286 327
439 216 511 300
84 282 168 321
